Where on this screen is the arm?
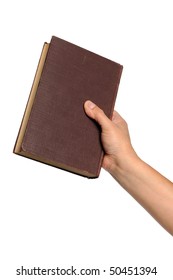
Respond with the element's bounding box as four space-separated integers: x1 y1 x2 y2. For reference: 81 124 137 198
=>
84 100 173 236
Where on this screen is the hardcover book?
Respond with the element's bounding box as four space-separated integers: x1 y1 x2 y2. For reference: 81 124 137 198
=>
14 36 123 178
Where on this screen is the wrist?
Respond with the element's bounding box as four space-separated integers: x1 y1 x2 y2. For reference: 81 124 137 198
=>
108 147 140 179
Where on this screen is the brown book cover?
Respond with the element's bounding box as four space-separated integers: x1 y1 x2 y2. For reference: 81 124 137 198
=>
14 36 123 178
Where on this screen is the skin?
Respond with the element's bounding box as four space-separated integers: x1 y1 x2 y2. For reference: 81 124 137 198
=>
84 100 173 236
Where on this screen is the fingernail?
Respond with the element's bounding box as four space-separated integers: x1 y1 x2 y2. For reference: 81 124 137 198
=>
87 100 96 109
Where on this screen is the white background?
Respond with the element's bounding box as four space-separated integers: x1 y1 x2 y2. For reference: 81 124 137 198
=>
0 0 173 279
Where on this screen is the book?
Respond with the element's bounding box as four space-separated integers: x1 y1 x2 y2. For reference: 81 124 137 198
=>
14 36 123 178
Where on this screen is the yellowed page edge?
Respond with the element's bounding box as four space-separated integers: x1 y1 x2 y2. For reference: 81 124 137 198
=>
14 43 49 153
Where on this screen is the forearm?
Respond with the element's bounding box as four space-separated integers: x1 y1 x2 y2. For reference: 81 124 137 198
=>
110 155 173 235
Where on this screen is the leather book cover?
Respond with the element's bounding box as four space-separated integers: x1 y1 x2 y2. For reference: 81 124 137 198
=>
14 36 123 178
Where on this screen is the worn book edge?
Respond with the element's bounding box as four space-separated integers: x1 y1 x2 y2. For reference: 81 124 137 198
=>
13 43 49 154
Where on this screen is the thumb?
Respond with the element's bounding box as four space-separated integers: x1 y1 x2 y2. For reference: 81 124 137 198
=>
84 100 111 129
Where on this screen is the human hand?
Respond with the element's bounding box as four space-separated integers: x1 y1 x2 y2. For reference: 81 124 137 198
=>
84 100 137 174
84 101 173 236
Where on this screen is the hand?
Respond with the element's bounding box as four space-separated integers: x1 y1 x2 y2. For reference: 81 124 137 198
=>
84 100 137 173
84 100 173 236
